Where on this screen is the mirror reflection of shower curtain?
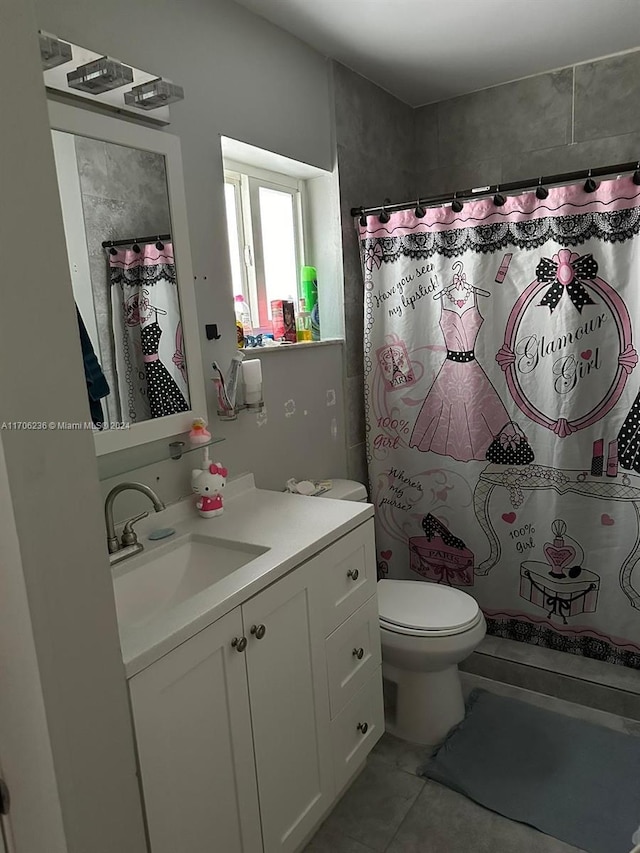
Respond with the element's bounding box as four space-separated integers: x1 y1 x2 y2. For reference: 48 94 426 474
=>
108 241 189 423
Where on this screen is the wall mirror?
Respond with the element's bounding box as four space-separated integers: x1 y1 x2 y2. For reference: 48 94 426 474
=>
48 100 206 455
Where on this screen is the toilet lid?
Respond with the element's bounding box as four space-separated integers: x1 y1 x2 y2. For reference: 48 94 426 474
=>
377 579 480 633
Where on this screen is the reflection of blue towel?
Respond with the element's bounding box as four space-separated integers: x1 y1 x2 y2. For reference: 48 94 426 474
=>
76 305 110 426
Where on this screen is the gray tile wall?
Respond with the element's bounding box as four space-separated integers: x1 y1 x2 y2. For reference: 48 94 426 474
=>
333 63 416 484
337 50 640 473
414 50 640 196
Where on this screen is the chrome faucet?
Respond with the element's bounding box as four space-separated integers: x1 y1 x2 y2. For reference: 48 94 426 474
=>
105 482 165 565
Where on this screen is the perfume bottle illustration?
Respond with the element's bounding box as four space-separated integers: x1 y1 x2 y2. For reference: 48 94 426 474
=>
543 520 577 579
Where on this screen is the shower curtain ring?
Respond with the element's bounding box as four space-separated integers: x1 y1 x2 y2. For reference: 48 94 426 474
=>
359 207 368 227
535 177 549 199
378 203 390 224
451 193 463 213
414 198 426 218
493 186 506 206
584 169 597 193
633 162 640 186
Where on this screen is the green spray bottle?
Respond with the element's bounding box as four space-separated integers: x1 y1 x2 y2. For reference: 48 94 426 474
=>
301 266 320 341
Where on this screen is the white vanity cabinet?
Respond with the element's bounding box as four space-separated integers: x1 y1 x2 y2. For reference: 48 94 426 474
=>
128 518 382 853
129 607 263 853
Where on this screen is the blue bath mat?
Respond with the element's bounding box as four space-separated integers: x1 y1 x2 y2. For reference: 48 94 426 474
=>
418 689 640 853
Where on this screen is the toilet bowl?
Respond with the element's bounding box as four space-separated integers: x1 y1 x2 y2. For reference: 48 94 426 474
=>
317 479 486 746
378 579 486 746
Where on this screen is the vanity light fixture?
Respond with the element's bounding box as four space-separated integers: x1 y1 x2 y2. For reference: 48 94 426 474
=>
39 31 72 70
67 56 133 94
124 77 184 110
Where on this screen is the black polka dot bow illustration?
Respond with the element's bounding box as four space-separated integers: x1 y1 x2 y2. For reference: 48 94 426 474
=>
536 249 598 313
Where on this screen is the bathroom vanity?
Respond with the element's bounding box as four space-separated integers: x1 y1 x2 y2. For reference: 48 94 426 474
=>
114 476 383 853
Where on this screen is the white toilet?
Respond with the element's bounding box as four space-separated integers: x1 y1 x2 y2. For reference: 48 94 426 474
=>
318 479 486 746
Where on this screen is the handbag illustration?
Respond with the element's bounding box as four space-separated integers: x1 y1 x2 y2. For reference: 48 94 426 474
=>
408 514 474 586
486 421 535 465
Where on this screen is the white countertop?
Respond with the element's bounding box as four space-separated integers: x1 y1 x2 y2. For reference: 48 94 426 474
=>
113 474 373 678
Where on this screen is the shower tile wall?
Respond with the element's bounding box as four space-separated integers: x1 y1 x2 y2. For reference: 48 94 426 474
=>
74 137 171 421
414 50 640 197
338 49 640 478
333 63 416 484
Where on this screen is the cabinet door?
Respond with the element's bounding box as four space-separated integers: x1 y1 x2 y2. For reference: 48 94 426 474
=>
129 609 262 853
243 562 334 853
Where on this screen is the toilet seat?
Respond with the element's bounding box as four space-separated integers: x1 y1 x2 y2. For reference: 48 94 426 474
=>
379 612 484 637
378 579 482 637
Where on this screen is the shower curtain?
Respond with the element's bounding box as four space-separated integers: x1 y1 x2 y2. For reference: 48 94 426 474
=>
109 241 189 422
358 175 640 668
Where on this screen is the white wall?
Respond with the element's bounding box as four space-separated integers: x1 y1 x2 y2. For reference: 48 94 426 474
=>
0 4 148 851
38 0 348 499
0 437 67 853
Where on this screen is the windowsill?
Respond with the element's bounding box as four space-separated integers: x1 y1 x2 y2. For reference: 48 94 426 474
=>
243 339 343 355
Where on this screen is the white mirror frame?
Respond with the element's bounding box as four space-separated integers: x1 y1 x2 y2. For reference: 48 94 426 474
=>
47 100 206 455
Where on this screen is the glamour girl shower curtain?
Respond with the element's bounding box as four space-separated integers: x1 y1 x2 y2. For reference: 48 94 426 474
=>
358 176 640 668
109 241 189 422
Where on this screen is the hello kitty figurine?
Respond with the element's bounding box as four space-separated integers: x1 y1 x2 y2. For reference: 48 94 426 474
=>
192 461 227 518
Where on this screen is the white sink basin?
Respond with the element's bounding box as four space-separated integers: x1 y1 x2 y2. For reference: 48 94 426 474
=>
113 534 268 629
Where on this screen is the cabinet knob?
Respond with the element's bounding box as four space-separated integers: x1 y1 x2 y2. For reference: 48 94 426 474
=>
357 721 369 735
231 636 248 652
352 647 365 660
347 568 359 581
250 624 266 640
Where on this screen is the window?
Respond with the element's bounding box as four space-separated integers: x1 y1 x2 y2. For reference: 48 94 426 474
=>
223 162 305 331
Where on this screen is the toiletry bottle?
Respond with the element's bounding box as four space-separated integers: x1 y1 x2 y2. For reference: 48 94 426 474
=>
234 295 253 347
301 265 320 341
296 298 312 342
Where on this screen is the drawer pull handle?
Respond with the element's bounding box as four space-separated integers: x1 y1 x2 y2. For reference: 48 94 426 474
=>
231 637 247 652
352 647 365 660
347 568 359 581
357 721 369 735
250 624 267 640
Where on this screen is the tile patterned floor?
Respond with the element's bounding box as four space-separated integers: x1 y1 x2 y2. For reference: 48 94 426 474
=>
304 676 640 853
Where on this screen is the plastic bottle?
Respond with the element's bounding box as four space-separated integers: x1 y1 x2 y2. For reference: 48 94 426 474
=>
234 295 253 348
296 298 312 342
301 266 320 341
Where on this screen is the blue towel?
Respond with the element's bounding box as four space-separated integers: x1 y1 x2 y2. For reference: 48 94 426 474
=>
76 306 110 426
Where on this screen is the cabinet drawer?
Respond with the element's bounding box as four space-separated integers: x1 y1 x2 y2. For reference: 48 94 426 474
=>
331 666 384 793
322 520 376 636
326 595 381 718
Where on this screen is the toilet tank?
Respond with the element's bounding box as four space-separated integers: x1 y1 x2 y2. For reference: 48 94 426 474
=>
317 479 368 502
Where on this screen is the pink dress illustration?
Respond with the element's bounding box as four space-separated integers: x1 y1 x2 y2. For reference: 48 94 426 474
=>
410 298 509 462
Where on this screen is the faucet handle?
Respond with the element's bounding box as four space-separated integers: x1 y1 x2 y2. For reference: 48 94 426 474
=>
121 511 149 547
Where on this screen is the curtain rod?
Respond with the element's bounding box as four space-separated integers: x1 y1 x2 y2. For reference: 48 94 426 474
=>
350 160 640 219
101 233 171 249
